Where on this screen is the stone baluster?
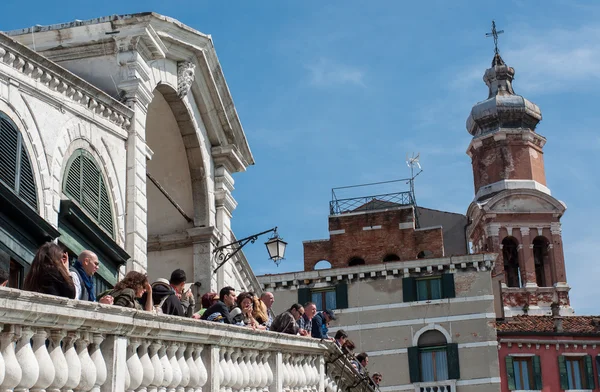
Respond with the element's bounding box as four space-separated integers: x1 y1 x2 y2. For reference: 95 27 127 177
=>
262 353 273 392
75 332 96 392
62 332 81 392
239 351 250 392
227 349 239 392
184 345 198 392
31 329 54 392
126 339 143 392
176 344 189 392
167 343 182 392
193 345 207 392
248 351 260 392
89 334 107 392
215 347 224 392
254 353 266 392
305 356 314 392
137 340 155 392
0 326 22 392
15 326 39 392
311 356 319 392
281 353 290 392
148 341 163 392
158 345 173 392
0 325 5 389
47 331 67 392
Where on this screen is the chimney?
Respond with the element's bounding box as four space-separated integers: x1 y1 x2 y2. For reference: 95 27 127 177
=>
551 302 564 333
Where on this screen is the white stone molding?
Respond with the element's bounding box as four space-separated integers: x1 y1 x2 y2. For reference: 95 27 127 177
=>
0 38 132 130
412 324 453 346
550 222 562 235
519 227 530 237
485 223 501 237
177 61 196 98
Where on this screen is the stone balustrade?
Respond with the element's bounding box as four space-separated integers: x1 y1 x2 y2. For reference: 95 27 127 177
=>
0 287 371 392
413 380 456 392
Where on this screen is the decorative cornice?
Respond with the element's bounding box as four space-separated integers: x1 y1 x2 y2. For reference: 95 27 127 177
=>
177 61 196 98
0 34 132 130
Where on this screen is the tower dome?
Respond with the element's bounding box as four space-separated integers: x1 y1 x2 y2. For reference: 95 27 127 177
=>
466 54 542 137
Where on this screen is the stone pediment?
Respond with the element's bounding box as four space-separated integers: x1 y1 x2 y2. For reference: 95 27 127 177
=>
484 189 566 215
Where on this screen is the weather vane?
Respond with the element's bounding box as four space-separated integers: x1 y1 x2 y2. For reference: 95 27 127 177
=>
485 20 504 55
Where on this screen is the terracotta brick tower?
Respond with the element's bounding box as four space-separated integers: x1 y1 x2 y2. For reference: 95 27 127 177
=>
465 53 571 317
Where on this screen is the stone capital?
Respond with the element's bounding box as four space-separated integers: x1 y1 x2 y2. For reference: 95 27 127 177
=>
485 223 501 237
550 222 562 235
520 227 530 237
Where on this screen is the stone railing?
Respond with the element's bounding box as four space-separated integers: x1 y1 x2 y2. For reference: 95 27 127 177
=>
413 380 456 392
0 287 371 392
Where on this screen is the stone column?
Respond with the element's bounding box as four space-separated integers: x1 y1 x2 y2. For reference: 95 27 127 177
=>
213 164 238 289
189 227 220 294
519 227 536 287
485 223 502 278
201 346 220 392
550 222 567 284
117 44 154 273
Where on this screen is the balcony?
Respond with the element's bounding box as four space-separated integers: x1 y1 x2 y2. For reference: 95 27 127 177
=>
0 287 370 392
413 380 456 392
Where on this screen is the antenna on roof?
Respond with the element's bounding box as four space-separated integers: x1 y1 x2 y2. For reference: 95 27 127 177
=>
406 153 424 228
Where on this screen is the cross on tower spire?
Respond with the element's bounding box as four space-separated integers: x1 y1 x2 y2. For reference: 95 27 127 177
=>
485 20 504 55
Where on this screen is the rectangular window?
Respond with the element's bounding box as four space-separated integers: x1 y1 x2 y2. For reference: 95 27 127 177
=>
419 347 448 382
513 358 534 390
311 289 336 311
566 358 586 390
416 277 442 301
9 259 23 289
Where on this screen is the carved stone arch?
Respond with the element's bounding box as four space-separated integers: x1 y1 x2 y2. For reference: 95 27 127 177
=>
484 189 567 216
52 131 125 245
151 82 211 227
0 97 50 218
412 324 452 347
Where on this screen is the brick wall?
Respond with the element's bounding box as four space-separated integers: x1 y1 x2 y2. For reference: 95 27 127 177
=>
303 207 444 270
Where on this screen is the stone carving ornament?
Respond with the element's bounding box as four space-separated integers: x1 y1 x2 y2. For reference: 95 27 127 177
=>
177 61 196 98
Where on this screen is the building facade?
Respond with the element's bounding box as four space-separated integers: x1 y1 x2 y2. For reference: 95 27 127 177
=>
259 200 501 392
0 13 260 294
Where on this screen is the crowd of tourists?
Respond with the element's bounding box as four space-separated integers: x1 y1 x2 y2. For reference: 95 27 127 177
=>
0 241 382 389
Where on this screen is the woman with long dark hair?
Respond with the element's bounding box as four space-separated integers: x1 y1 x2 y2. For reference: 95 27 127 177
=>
24 242 75 299
103 271 153 311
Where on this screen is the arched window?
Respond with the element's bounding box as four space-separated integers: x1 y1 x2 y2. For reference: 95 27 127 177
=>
348 257 365 267
417 250 433 259
502 237 521 287
418 330 449 382
63 149 114 237
0 112 37 209
533 236 549 287
383 254 401 262
314 260 332 270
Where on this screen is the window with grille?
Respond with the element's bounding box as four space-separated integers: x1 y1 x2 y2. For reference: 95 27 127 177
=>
0 112 37 210
62 150 114 237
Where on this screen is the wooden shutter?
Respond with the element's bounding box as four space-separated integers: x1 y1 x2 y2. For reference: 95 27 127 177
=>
18 144 37 208
558 356 569 390
441 273 456 299
447 343 460 380
505 356 516 391
407 346 420 383
298 288 311 305
335 282 348 309
585 355 595 390
63 150 114 237
403 277 416 302
532 355 543 390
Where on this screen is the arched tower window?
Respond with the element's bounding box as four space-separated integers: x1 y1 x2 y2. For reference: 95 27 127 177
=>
0 112 37 209
418 330 449 382
314 260 332 270
63 149 114 237
383 254 401 262
417 250 433 259
502 237 521 288
533 236 549 287
348 257 365 267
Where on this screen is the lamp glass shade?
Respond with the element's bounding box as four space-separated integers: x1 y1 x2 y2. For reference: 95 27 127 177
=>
265 236 287 261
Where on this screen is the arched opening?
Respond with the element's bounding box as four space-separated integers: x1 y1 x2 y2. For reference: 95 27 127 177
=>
348 257 365 267
314 260 332 270
417 250 433 259
502 237 521 287
145 85 208 283
417 330 449 382
383 254 400 262
533 236 550 287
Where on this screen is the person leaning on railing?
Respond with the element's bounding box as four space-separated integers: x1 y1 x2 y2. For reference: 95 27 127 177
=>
99 271 153 311
23 242 76 299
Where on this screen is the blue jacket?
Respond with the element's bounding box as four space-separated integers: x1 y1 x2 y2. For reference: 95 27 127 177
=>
311 312 328 339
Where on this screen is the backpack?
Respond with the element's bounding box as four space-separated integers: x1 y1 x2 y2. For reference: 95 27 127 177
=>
153 293 171 315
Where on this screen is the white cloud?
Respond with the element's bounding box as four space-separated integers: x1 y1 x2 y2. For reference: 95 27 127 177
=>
306 58 365 87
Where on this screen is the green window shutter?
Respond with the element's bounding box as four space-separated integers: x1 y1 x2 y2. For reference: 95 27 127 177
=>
558 356 569 390
407 346 420 383
441 273 456 299
585 355 595 390
596 357 600 391
18 143 37 209
335 282 348 309
403 277 416 302
533 355 543 390
298 288 311 305
505 356 516 391
447 343 460 380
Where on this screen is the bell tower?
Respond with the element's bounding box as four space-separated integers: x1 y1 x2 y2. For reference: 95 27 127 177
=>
465 25 572 316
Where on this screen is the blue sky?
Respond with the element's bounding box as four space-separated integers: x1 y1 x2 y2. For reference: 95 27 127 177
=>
4 0 600 314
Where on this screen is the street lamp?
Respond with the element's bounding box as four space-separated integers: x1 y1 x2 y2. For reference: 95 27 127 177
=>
213 227 287 273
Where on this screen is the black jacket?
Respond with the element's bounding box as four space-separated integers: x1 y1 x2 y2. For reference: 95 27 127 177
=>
36 270 76 299
141 281 184 316
200 300 233 323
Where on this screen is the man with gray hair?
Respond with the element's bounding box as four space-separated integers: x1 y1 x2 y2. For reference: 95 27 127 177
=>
69 250 100 301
